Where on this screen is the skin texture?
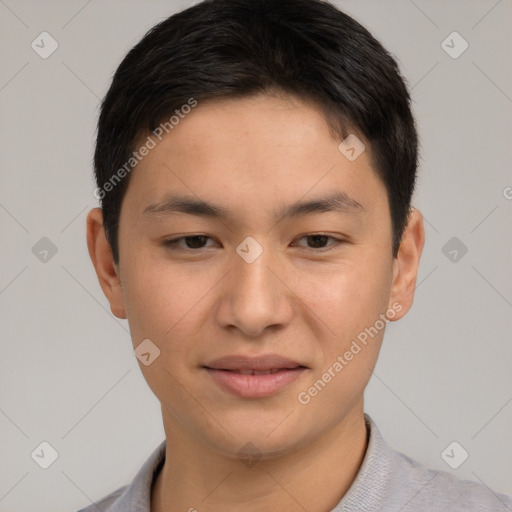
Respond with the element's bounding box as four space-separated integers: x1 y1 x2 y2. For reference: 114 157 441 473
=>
87 92 424 512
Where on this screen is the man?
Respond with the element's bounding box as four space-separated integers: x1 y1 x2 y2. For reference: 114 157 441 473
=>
82 0 512 510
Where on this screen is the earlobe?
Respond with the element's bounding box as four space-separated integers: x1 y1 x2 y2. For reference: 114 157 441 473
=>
86 208 127 319
387 208 425 321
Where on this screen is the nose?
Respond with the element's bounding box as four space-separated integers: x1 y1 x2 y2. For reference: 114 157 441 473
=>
215 241 294 338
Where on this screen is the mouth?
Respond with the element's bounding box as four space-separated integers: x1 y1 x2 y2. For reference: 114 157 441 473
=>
219 368 287 375
203 354 308 398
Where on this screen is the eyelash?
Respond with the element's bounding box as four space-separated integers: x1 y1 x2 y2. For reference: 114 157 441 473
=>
163 234 345 252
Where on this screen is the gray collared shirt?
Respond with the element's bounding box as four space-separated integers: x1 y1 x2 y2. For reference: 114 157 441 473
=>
77 414 512 511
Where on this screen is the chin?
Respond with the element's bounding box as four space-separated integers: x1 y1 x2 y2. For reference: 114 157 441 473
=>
199 415 314 461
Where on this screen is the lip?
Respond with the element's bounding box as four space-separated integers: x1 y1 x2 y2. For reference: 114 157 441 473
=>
203 354 308 398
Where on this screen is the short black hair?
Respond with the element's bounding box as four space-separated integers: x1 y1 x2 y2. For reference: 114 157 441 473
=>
94 0 418 264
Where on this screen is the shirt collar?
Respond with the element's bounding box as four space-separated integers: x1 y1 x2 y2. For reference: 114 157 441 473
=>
331 413 392 511
107 439 166 512
106 413 392 512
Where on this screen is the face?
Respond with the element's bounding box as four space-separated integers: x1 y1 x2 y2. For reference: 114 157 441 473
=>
88 92 423 460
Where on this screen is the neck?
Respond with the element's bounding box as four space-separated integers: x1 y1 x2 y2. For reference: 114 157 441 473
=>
151 403 368 512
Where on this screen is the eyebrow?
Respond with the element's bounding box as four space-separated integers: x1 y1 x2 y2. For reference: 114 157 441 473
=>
142 190 365 221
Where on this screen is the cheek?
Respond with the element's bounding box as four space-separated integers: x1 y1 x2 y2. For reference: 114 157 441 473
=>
120 256 207 402
294 261 391 418
120 253 205 344
295 254 393 342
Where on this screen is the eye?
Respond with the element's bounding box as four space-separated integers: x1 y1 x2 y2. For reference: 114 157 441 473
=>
292 234 344 250
162 233 345 252
163 235 217 250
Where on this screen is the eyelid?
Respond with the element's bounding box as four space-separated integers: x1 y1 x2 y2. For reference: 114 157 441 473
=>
291 234 345 250
163 234 218 249
163 233 347 251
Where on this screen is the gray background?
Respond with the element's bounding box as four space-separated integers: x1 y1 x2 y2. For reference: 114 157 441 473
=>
0 0 511 511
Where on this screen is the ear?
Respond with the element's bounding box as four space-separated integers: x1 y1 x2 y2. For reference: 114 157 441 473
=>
86 208 127 319
387 208 425 321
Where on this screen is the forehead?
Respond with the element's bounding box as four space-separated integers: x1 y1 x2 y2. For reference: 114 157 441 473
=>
154 93 344 160
123 93 387 223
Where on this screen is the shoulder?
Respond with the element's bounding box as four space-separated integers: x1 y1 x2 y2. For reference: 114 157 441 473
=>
335 415 512 512
74 440 166 512
75 485 128 512
385 444 512 511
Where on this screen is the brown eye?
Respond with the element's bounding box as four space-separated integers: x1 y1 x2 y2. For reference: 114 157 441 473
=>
293 234 344 250
164 235 214 250
305 235 330 248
